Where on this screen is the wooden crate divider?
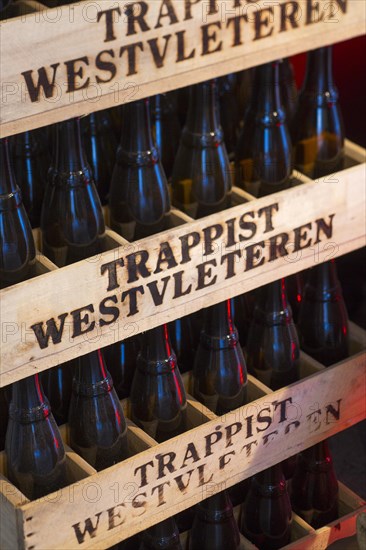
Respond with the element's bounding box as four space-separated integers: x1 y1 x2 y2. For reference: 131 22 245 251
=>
1 139 365 387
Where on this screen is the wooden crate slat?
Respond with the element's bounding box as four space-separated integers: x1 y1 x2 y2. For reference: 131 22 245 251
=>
1 165 365 387
1 1 365 137
1 355 361 549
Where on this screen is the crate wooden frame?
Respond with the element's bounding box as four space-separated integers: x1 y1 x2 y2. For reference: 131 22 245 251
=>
1 1 366 549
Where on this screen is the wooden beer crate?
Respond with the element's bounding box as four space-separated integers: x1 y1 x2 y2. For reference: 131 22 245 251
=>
1 1 366 549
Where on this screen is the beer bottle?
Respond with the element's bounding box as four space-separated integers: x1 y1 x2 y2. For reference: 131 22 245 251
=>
81 110 118 204
139 517 182 549
279 58 298 126
68 349 128 471
193 299 248 416
291 440 339 528
235 61 292 198
0 138 36 289
297 260 349 366
174 86 190 128
11 128 49 228
218 74 240 159
231 292 255 347
286 272 304 324
5 374 67 500
103 336 139 399
293 46 344 178
239 464 292 549
40 117 107 266
150 94 181 181
109 98 171 241
130 324 187 442
189 490 240 550
171 79 232 218
246 278 300 390
168 314 196 375
42 360 74 426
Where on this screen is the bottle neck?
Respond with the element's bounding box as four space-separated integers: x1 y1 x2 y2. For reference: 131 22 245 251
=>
254 464 287 497
9 374 50 423
303 47 336 94
306 260 341 301
197 491 234 522
73 350 113 396
119 99 159 165
256 61 285 121
301 440 333 473
56 117 89 174
201 300 239 349
138 325 177 375
0 138 18 196
185 80 223 144
256 279 292 324
142 518 180 548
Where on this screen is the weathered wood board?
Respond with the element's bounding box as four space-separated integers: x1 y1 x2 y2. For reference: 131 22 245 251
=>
0 355 364 549
1 0 365 137
1 156 365 387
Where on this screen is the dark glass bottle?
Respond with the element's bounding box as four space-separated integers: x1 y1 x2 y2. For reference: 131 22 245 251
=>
40 117 107 266
235 61 292 198
239 464 292 550
279 58 298 126
68 349 128 471
293 46 344 178
130 324 187 442
81 110 118 204
218 74 240 159
0 138 36 289
174 86 190 128
286 272 305 324
193 299 248 416
139 517 182 550
5 374 67 500
246 279 300 390
103 336 139 399
150 94 181 181
231 292 255 347
171 79 232 218
11 128 49 228
189 490 240 550
42 360 74 426
291 440 339 528
168 315 196 375
298 260 349 366
109 98 171 241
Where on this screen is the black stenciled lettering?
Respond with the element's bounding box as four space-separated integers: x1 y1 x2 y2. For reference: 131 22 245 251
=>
31 313 68 350
134 461 154 488
279 1 300 32
179 231 200 263
253 7 275 40
314 214 335 244
173 271 192 299
325 399 342 424
21 64 60 103
174 469 195 493
225 422 242 447
119 42 144 76
181 442 201 468
99 296 119 327
147 35 172 69
241 440 258 457
201 21 223 56
203 223 223 256
97 7 122 42
125 2 150 35
126 250 150 283
184 0 200 21
71 305 95 338
196 259 217 290
101 258 124 291
197 463 214 486
151 481 171 506
154 242 178 273
219 451 236 469
285 420 300 433
273 397 293 422
96 50 117 84
268 232 289 262
221 250 242 279
121 286 145 316
156 451 176 479
225 218 237 247
147 276 171 306
263 430 279 445
205 426 223 457
256 407 272 432
239 211 257 241
245 241 265 271
132 492 147 512
72 513 103 544
306 0 324 25
107 503 126 530
245 415 254 439
293 222 312 252
176 30 196 62
65 56 90 93
258 203 279 233
226 14 248 47
155 0 179 28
